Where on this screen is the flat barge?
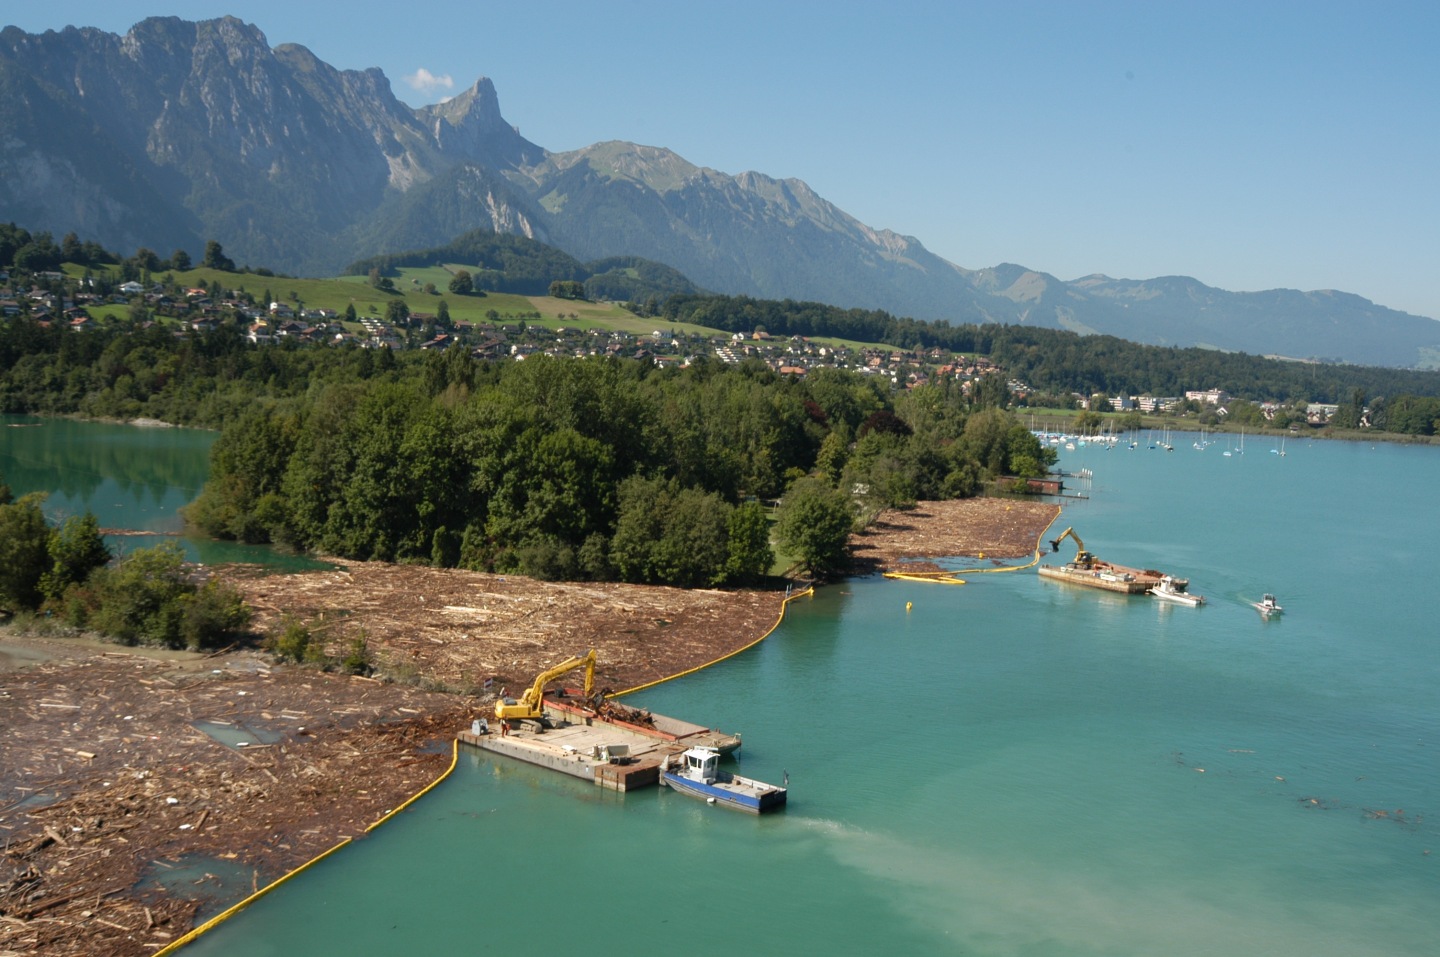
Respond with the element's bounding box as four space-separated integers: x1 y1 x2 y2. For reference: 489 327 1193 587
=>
1039 525 1187 594
1038 561 1177 594
466 651 765 799
458 699 744 794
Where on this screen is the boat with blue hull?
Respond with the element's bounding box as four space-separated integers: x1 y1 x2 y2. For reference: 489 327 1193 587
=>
660 747 787 814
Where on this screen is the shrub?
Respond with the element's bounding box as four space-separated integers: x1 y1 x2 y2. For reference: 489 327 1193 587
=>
340 633 374 676
265 615 326 664
179 578 252 650
83 542 250 649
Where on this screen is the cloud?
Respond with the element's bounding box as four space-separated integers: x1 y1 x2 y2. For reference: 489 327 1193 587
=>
404 68 455 95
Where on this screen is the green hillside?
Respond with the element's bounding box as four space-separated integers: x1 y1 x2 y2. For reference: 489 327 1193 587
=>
68 262 732 340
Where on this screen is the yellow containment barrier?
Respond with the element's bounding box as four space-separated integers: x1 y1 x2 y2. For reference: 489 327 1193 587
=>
610 584 814 698
155 739 461 956
882 571 967 585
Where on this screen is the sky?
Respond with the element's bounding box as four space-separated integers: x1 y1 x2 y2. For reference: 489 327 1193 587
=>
8 1 1439 319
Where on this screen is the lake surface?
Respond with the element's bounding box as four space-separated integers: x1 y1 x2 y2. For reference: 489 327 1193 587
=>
175 432 1439 957
16 418 1437 955
0 414 326 569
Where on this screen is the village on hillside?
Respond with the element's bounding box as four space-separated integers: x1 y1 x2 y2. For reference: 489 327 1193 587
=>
1 271 1340 427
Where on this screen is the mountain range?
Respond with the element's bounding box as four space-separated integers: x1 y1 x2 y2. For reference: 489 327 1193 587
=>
2 15 1438 369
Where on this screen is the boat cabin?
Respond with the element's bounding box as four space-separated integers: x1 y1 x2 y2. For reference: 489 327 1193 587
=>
680 746 721 784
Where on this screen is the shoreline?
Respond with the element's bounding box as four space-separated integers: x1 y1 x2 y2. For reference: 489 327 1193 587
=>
1021 411 1440 447
9 410 1440 448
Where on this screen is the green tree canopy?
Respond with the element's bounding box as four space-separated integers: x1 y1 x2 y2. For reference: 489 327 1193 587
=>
202 240 235 271
774 477 856 578
41 512 111 601
549 279 586 300
448 270 473 295
611 477 732 587
0 493 52 612
725 500 774 584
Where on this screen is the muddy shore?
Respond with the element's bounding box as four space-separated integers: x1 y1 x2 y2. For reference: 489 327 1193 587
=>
1 497 1058 956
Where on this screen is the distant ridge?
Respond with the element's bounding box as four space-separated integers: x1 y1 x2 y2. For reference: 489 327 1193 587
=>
1 16 1437 367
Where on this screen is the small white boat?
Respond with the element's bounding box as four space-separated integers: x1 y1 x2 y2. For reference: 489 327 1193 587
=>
660 747 787 814
1150 575 1204 607
1252 594 1283 617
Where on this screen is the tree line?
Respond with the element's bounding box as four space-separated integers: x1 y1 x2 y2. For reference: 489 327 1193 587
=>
6 219 1440 435
179 350 1055 582
661 294 1440 419
344 229 701 303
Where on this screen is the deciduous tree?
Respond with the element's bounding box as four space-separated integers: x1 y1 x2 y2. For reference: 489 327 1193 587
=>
202 240 235 271
0 493 51 612
448 270 473 295
774 477 855 578
41 512 111 601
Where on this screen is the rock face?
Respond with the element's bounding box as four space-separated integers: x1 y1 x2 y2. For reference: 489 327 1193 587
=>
2 16 1438 367
0 17 545 272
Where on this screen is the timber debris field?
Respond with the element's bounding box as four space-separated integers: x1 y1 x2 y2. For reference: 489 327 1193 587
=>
851 499 1061 574
2 498 1056 957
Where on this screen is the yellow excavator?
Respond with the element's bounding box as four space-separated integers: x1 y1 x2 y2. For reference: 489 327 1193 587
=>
1049 527 1096 567
494 650 597 727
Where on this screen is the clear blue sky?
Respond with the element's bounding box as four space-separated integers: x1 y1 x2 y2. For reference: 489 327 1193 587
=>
9 2 1439 320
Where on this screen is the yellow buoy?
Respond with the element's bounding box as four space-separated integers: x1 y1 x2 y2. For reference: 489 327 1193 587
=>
905 601 913 612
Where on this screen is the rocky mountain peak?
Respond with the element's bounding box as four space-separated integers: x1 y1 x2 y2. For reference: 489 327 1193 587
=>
421 77 542 169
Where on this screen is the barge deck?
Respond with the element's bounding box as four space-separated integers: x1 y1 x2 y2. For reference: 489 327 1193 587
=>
458 700 743 794
1038 561 1183 594
544 695 742 755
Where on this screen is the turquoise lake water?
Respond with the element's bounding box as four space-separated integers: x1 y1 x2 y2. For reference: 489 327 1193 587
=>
7 417 1437 955
0 415 327 569
174 433 1438 957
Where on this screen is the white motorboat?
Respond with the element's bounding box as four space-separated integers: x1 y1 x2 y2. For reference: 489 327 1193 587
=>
1150 575 1204 607
1252 594 1283 617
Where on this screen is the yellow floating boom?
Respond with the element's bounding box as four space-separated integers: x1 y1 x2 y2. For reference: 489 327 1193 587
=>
882 571 967 585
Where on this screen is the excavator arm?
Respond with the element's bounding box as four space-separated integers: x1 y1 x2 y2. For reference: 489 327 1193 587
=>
494 650 596 722
1049 527 1095 566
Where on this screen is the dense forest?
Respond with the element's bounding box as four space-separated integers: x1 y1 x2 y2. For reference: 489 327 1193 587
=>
0 310 1055 582
345 230 702 303
176 349 1054 584
4 222 1440 592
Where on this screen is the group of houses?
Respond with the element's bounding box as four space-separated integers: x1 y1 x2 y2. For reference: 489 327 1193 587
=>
17 275 1311 417
1093 387 1336 425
